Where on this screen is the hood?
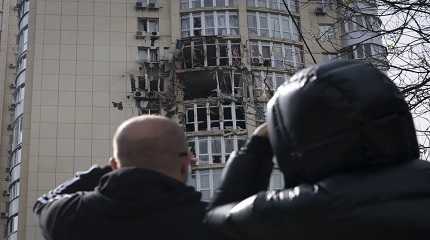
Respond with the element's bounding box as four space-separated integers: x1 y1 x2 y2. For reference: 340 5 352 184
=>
267 60 419 187
94 168 202 216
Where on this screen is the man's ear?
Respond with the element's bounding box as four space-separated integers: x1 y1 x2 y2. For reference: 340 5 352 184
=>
109 157 120 170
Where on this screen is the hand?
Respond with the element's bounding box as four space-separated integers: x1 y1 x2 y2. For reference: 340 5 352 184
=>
253 123 269 138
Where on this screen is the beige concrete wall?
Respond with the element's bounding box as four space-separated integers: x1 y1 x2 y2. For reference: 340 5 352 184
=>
0 0 19 239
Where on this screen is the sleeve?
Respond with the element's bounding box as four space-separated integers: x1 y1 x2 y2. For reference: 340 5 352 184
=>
33 165 112 240
209 136 274 209
206 184 328 239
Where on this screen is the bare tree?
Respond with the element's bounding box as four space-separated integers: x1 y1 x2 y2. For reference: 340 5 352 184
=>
308 0 430 159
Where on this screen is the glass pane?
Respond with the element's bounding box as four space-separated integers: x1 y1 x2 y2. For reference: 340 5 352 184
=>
225 138 234 153
211 137 222 154
204 0 214 7
199 139 208 154
216 0 225 7
200 173 210 188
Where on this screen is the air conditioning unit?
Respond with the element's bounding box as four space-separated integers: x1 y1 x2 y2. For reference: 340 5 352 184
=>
8 104 16 111
0 212 8 219
9 83 16 89
136 31 145 39
251 58 262 66
133 91 144 98
314 7 326 16
8 63 16 69
135 2 144 9
148 2 159 9
150 32 159 38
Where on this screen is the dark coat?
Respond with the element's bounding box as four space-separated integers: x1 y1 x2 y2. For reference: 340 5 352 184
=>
34 167 211 240
206 136 430 240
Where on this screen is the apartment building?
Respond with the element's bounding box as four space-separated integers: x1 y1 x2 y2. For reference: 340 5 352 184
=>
0 0 386 239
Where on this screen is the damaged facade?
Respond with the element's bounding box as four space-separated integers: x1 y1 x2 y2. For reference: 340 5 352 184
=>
0 0 387 239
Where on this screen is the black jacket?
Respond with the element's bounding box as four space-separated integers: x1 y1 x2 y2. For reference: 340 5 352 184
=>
34 166 211 240
206 136 430 240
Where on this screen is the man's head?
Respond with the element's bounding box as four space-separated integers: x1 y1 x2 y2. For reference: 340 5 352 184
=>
111 115 192 182
267 60 419 187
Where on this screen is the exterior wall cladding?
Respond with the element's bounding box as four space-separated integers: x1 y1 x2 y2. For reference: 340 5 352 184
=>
0 0 386 239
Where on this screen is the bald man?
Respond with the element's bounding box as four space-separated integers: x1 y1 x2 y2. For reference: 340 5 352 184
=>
34 115 213 240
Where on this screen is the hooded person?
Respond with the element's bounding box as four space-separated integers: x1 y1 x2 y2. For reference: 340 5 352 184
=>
205 60 430 240
34 115 213 240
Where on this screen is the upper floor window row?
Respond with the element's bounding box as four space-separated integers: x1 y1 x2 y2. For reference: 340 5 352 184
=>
248 40 304 70
181 38 241 68
137 18 159 34
248 12 300 41
181 0 238 10
247 0 299 13
343 15 381 34
181 11 239 37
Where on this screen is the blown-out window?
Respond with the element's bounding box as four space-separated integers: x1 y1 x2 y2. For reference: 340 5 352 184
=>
185 102 246 132
181 38 241 68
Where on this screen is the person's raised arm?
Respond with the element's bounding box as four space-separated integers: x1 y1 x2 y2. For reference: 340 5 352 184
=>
209 123 274 209
33 165 112 240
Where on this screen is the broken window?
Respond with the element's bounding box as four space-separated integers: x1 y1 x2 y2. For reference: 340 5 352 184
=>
231 40 241 66
186 102 247 132
193 40 205 67
209 103 220 130
197 104 208 131
222 105 233 129
219 71 232 95
235 105 246 129
206 39 217 66
183 40 192 68
233 72 242 96
183 70 218 100
211 137 222 163
186 107 196 132
181 38 241 69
